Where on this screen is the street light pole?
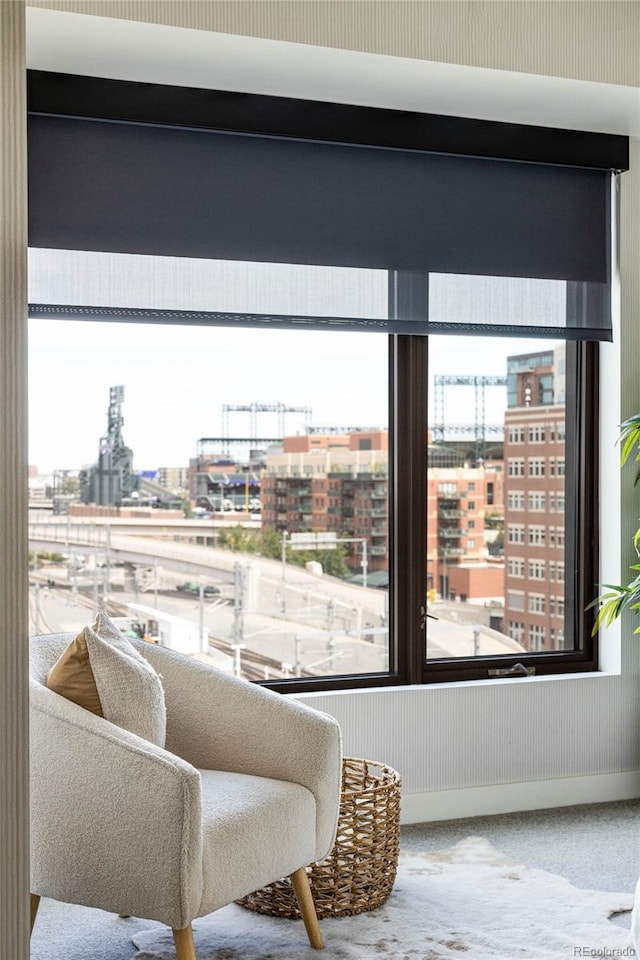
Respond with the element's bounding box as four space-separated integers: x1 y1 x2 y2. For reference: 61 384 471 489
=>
198 583 205 653
294 635 301 677
233 562 245 645
153 557 158 608
442 548 448 600
281 530 288 616
34 582 41 633
361 537 368 590
101 527 111 607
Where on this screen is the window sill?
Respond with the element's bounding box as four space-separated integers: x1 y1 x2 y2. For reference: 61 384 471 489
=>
293 666 620 700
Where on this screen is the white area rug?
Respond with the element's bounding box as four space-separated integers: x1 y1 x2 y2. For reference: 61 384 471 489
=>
132 838 635 960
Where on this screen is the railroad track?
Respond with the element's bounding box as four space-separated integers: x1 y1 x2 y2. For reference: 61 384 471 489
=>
35 592 311 682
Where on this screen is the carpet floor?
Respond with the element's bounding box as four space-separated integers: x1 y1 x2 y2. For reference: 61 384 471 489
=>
30 799 640 960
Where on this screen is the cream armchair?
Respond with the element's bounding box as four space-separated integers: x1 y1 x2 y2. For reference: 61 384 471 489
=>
30 632 342 960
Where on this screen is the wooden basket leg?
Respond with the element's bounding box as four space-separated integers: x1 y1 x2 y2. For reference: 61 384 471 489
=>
172 923 197 960
30 894 40 934
290 867 323 949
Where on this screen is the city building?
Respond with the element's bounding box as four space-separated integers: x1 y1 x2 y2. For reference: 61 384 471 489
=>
188 448 263 514
503 346 566 652
156 466 189 494
427 462 504 600
263 430 505 589
262 431 388 573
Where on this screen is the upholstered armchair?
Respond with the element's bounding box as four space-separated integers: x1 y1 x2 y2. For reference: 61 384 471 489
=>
30 631 342 960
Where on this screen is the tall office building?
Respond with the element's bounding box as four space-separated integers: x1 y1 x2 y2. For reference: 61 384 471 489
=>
503 346 566 651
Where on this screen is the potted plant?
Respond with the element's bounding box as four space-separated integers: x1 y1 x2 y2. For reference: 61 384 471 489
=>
590 412 640 634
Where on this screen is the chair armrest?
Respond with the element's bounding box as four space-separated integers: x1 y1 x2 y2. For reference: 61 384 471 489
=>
140 644 342 860
30 679 203 929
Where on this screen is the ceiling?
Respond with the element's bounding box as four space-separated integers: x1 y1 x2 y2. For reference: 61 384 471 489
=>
26 6 640 137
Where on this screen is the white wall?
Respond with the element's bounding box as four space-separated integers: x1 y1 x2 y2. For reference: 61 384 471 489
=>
3 3 640 955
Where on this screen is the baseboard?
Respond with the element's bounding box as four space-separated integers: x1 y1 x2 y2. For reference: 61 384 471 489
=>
401 771 640 824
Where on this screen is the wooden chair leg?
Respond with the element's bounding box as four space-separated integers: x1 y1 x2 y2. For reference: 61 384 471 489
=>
172 923 197 960
30 894 40 934
290 867 323 949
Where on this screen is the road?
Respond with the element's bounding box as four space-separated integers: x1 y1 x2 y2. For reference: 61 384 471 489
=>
29 518 521 677
29 562 389 681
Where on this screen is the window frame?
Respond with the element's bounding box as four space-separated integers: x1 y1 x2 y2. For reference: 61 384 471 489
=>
418 338 599 685
26 73 605 693
265 336 599 692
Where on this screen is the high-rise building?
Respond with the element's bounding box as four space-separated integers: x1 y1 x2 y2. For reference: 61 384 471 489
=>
503 346 566 651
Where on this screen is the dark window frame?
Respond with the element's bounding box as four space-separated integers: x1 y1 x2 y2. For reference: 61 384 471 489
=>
265 336 599 694
26 71 604 693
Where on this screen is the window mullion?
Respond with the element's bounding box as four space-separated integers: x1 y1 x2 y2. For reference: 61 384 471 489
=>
391 333 428 684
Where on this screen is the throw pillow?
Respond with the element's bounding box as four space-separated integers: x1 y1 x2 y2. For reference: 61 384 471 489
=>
46 612 166 747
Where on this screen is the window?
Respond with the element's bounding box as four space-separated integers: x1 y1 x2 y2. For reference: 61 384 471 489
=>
528 560 546 580
507 591 525 612
30 321 390 683
528 525 546 546
27 72 618 689
508 524 526 544
528 624 546 651
528 594 546 614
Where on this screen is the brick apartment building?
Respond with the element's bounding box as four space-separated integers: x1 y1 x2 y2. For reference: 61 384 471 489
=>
503 346 566 652
261 431 389 574
427 463 504 601
263 430 505 591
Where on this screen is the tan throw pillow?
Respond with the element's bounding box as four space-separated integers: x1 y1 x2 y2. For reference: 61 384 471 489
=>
47 612 166 747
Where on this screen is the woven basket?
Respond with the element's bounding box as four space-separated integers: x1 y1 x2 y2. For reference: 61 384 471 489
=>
237 757 401 919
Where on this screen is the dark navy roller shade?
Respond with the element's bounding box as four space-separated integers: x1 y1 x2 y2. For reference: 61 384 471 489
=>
27 72 625 340
29 112 612 283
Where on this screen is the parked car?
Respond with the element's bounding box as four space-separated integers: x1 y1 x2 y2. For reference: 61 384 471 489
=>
175 581 220 597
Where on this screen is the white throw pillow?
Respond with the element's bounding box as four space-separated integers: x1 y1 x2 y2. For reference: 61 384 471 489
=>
47 612 166 747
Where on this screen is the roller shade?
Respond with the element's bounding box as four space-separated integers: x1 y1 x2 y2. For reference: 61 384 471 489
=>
27 72 625 340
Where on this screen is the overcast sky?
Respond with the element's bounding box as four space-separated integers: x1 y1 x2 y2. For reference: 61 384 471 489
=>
28 318 555 475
